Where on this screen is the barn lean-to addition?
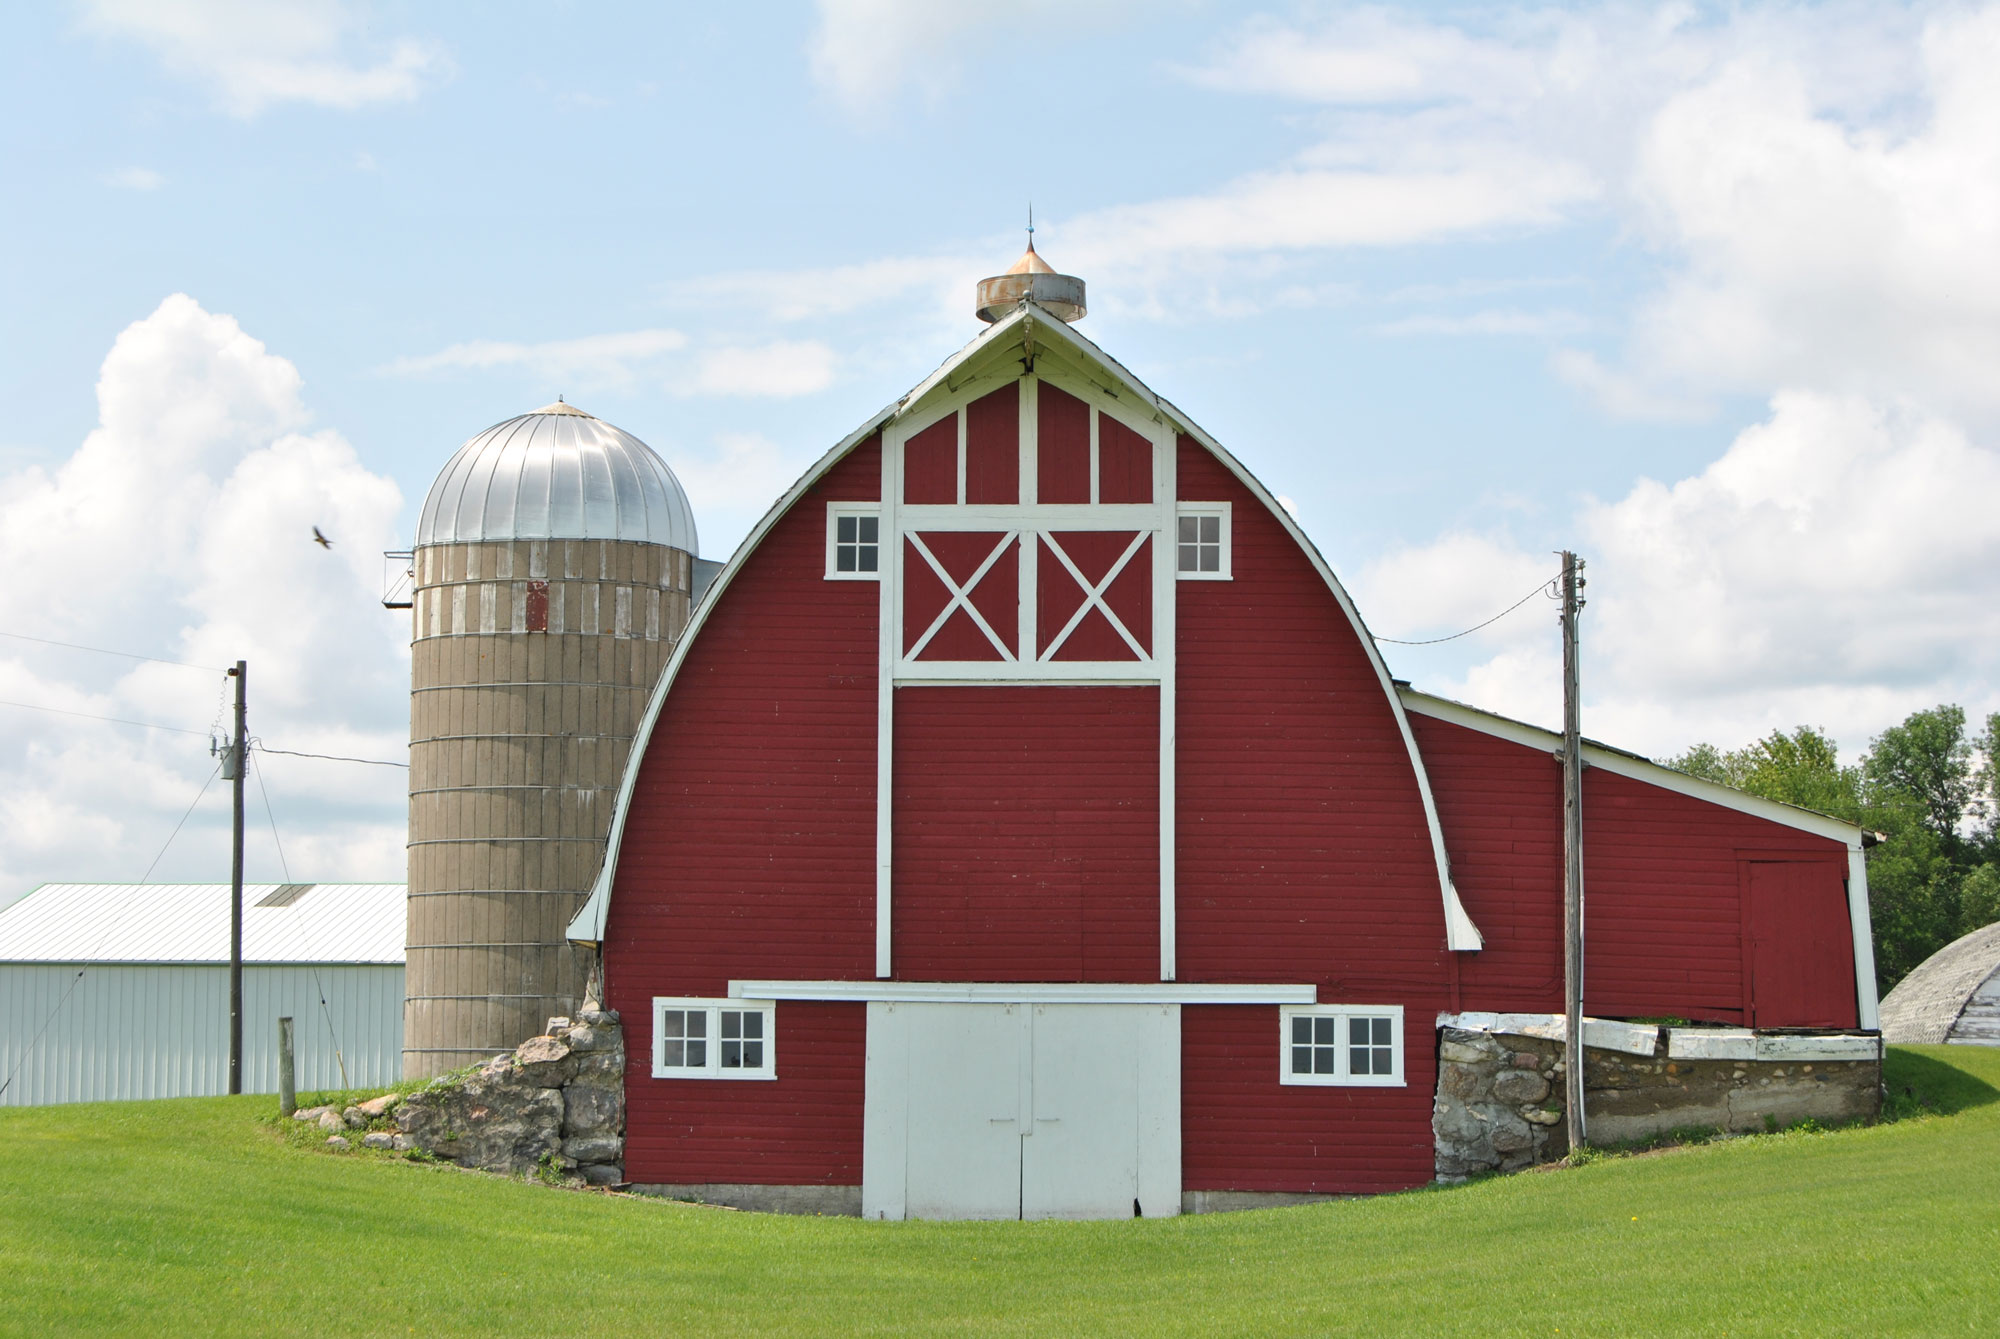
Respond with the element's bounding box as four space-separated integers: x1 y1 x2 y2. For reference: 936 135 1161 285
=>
561 249 1879 1218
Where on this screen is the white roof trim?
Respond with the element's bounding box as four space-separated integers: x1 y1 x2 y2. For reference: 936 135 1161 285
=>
570 305 1482 951
1400 688 1865 847
729 979 1317 1005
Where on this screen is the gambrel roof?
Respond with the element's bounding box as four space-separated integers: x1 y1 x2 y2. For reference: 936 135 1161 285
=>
569 300 1483 950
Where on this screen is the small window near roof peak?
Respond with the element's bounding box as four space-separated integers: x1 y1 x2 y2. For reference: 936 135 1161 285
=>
826 503 880 580
1176 503 1231 580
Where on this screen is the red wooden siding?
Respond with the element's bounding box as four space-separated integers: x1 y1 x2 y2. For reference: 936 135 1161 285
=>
1097 413 1154 503
893 685 1159 982
1037 383 1091 503
965 385 1019 504
1411 712 1856 1026
905 417 955 504
619 1002 866 1187
1182 1008 1438 1194
605 437 881 1187
1173 436 1451 1193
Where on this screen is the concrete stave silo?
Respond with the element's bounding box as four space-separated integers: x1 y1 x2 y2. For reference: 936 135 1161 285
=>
404 402 697 1076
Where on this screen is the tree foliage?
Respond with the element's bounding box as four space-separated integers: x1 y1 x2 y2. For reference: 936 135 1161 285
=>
1668 706 1999 995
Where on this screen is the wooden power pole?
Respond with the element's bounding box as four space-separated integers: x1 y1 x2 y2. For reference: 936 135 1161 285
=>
1560 553 1587 1151
227 660 247 1095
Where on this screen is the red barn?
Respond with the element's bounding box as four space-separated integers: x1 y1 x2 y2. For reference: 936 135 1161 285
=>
566 262 1876 1218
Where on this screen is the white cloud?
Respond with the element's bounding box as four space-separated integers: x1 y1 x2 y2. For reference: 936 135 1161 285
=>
102 167 164 191
383 329 689 390
690 341 836 398
80 0 444 117
0 295 408 905
1628 9 2000 423
1372 392 2000 759
1377 309 1588 338
1550 348 1710 422
384 329 837 399
808 0 1143 113
665 432 821 558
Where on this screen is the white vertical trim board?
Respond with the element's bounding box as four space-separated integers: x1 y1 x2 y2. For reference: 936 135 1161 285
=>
1155 415 1178 982
1847 845 1881 1030
876 423 902 979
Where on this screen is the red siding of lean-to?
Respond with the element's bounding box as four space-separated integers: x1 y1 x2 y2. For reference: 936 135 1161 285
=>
1413 712 1856 1027
604 437 882 1188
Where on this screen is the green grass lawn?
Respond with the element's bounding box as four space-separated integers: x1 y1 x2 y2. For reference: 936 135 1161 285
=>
1 1046 1995 1337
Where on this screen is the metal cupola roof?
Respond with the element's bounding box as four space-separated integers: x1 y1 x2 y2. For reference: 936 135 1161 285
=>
975 235 1086 325
416 400 699 550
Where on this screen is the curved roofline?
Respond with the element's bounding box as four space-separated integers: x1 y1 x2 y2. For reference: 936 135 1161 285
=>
569 303 1481 949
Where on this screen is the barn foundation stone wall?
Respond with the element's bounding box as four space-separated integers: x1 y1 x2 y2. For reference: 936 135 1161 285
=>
393 1007 626 1184
1434 1016 1882 1182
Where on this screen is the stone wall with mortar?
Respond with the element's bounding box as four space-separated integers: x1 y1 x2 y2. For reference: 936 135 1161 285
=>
391 1006 626 1184
1434 1017 1881 1182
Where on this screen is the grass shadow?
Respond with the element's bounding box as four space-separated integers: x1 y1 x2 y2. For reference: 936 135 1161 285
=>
1882 1046 2000 1119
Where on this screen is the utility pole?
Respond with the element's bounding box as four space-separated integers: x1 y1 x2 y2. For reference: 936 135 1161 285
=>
1560 553 1587 1152
226 660 247 1095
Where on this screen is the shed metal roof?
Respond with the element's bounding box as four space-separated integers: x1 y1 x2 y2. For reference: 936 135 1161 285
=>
0 883 405 965
1879 920 2000 1044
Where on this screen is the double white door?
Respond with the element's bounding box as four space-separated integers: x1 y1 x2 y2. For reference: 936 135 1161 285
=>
861 1001 1180 1220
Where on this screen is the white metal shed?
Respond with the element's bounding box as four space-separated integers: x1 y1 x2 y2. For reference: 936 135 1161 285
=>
0 882 405 1105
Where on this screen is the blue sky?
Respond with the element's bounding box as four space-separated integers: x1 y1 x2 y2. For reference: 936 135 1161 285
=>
2 1 1996 900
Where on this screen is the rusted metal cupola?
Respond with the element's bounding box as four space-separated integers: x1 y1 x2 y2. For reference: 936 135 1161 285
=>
402 401 698 1077
975 237 1086 324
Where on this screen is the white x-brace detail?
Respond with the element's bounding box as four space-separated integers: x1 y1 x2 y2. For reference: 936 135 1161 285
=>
1038 530 1151 662
904 531 1018 661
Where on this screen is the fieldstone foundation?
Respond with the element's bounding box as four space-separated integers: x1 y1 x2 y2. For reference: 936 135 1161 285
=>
1434 1014 1882 1182
394 1007 626 1184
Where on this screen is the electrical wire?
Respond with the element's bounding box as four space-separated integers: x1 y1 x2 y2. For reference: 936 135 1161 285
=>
1375 576 1560 646
250 751 349 1090
0 630 223 673
0 761 222 1101
253 743 408 769
0 697 208 736
0 699 406 770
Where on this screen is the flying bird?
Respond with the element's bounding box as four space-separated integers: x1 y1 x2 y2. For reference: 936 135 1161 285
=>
312 527 333 549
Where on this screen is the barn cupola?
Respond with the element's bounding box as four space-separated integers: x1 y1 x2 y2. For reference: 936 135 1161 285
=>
975 235 1086 324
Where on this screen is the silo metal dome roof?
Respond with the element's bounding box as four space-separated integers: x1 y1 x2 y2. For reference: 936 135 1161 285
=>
416 401 698 551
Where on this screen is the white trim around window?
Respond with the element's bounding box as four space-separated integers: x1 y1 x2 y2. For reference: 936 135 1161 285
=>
1279 1004 1404 1087
652 997 777 1079
1175 502 1231 580
825 502 882 580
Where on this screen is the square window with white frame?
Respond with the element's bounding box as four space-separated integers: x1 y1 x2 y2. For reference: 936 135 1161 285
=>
826 504 881 580
1278 1004 1403 1086
652 997 776 1079
1176 503 1230 579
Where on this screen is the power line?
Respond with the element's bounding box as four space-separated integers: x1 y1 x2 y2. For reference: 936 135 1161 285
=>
1375 575 1559 646
0 761 222 1101
0 697 208 736
0 630 223 673
0 699 407 768
254 743 408 769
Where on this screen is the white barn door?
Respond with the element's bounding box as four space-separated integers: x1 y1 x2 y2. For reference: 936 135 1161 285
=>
862 1001 1180 1221
1021 1003 1180 1220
